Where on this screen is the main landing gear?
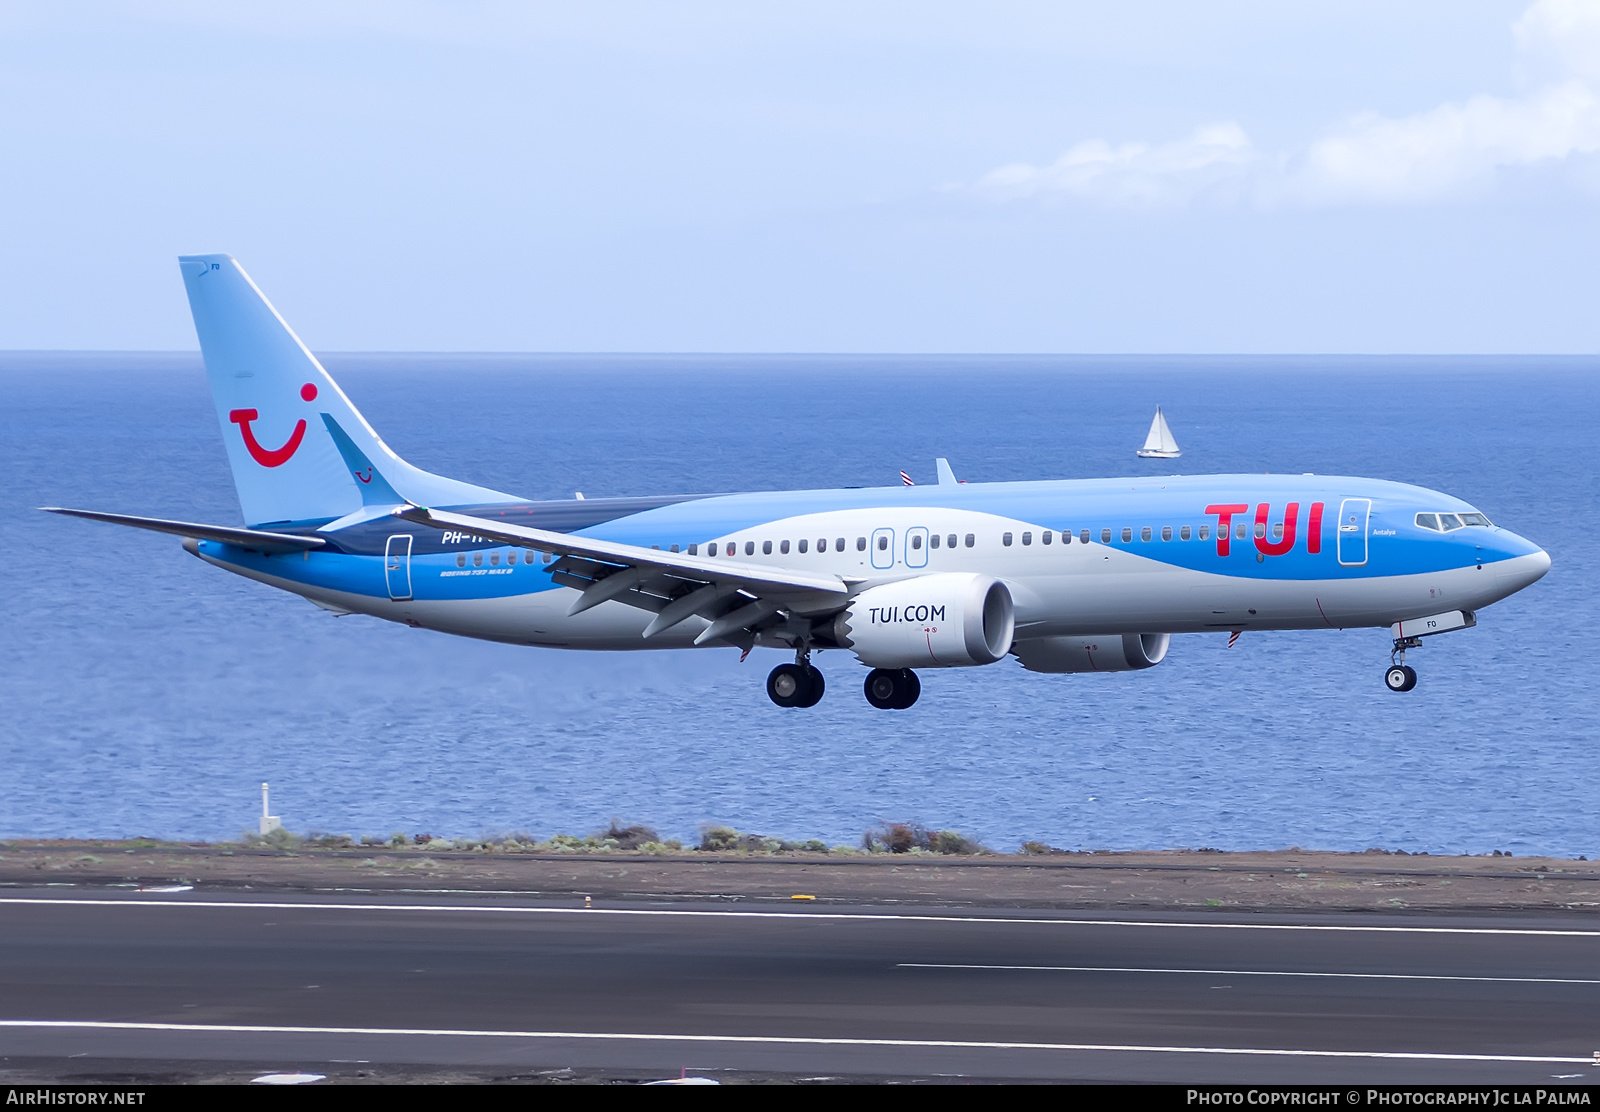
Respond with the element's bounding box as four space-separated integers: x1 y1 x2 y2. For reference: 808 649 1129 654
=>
1385 636 1421 693
764 649 923 711
767 647 825 708
864 667 920 710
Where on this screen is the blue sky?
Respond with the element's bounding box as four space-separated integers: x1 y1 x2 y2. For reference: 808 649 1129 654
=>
3 1 1598 352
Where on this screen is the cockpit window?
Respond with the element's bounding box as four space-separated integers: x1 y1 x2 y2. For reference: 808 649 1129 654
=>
1418 510 1492 532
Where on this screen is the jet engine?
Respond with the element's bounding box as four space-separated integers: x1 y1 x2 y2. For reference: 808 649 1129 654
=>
1011 633 1170 673
830 573 1014 669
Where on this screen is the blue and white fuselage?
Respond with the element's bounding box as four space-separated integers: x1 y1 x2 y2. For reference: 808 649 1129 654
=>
49 256 1550 708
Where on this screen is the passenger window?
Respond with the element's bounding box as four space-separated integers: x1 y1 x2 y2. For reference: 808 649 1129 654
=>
1179 525 1190 541
856 537 866 551
507 552 517 565
457 554 466 567
911 534 922 550
965 533 975 547
1236 523 1247 539
745 541 755 555
949 534 958 548
727 542 736 556
1002 532 1013 546
1101 528 1111 543
798 539 808 553
670 544 680 553
1199 525 1209 541
544 552 553 563
877 535 889 551
473 552 483 566
1021 531 1031 546
689 544 699 555
1438 513 1463 531
1041 530 1052 545
780 539 790 554
1255 523 1266 539
1121 527 1132 542
490 552 500 566
1140 527 1152 542
1081 529 1090 544
525 550 537 563
837 538 847 552
762 540 772 555
930 534 940 549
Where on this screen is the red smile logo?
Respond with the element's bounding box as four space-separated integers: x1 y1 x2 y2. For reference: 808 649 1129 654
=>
230 383 318 468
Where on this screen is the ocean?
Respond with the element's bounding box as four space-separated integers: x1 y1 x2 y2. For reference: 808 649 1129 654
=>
2 352 1594 855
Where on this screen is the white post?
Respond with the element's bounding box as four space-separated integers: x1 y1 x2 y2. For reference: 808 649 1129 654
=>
259 781 282 836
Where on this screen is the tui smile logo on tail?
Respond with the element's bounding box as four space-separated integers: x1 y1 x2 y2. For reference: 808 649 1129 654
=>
229 383 319 468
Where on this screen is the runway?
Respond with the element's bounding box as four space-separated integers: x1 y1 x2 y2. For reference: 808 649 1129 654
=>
0 890 1596 1083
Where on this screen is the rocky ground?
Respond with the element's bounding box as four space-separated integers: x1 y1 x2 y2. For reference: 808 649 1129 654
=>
2 840 1596 913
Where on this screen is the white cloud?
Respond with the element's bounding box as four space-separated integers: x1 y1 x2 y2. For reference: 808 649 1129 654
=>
971 0 1600 208
972 122 1258 207
1515 0 1600 84
1292 80 1600 204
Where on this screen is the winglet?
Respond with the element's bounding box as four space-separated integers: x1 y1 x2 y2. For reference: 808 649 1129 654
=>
320 414 404 505
935 458 959 487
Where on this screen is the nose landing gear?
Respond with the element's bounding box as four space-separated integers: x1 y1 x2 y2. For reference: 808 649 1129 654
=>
1385 636 1421 692
864 667 921 710
1385 664 1417 692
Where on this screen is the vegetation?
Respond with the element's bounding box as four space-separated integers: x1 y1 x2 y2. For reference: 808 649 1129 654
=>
182 818 1002 857
862 823 989 855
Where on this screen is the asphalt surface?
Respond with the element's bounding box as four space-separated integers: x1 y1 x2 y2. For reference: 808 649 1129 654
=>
0 890 1597 1084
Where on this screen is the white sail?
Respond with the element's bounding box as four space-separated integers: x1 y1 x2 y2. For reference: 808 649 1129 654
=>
1136 406 1181 458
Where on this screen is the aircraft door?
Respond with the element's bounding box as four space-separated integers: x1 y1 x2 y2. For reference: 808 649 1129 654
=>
385 533 414 600
871 527 896 570
905 526 929 568
1337 499 1371 566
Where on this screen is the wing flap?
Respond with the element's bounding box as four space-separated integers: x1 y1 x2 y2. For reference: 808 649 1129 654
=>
398 506 848 602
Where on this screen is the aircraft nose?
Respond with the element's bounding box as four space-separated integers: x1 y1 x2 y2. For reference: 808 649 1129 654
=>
1525 545 1552 583
1490 538 1550 595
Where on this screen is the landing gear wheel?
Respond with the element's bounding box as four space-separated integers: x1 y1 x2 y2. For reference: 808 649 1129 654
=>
768 663 818 708
795 667 825 708
1385 664 1417 692
864 667 920 710
891 668 920 709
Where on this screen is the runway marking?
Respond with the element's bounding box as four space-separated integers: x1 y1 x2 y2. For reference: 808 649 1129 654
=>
899 964 1600 984
2 896 1598 937
0 1020 1590 1065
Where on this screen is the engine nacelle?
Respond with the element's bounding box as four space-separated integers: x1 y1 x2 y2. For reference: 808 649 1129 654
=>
831 573 1014 669
1011 633 1170 674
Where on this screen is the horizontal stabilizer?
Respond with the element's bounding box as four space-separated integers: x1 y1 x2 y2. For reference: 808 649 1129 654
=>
42 508 324 554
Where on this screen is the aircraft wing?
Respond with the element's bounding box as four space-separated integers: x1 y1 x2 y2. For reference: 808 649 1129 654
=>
398 505 851 645
42 507 326 554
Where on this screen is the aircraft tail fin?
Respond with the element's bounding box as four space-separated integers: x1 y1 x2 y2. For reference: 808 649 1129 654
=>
178 254 520 527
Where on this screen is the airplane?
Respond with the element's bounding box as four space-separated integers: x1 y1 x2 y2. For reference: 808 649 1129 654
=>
45 255 1550 710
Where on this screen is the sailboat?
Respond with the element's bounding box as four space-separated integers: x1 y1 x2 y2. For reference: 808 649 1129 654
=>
1136 406 1181 459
